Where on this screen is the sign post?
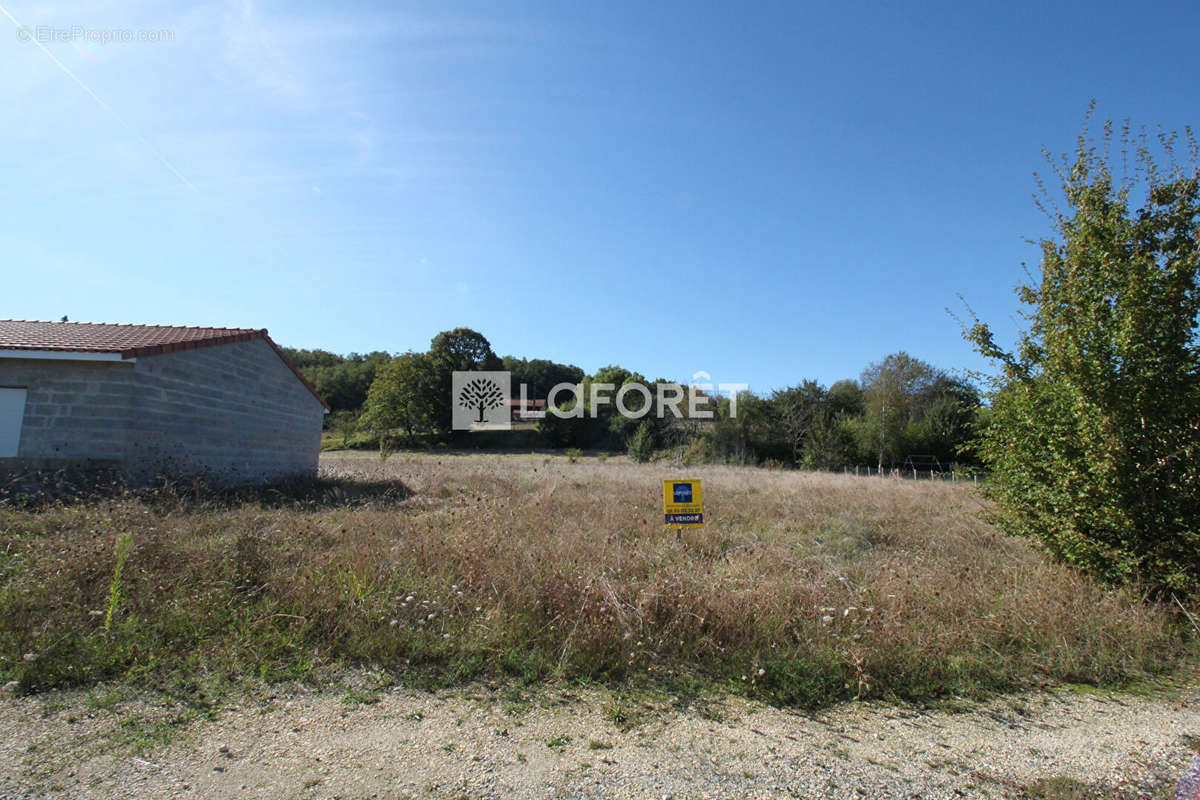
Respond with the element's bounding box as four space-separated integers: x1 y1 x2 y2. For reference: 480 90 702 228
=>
663 479 703 541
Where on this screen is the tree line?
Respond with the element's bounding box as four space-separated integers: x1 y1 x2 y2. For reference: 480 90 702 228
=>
284 332 981 470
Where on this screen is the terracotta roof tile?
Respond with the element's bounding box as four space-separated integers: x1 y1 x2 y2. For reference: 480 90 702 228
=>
0 320 262 354
0 320 329 410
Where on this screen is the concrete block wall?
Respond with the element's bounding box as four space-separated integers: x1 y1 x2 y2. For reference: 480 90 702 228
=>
127 338 324 483
0 338 324 484
0 358 135 465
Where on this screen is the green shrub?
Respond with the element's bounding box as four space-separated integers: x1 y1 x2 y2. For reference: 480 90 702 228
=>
681 438 709 467
966 115 1200 595
626 421 655 463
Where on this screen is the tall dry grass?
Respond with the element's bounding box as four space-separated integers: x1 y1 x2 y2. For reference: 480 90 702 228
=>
0 454 1189 707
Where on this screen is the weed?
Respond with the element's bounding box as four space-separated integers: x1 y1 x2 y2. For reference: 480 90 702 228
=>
340 687 380 705
103 532 133 633
1022 776 1111 799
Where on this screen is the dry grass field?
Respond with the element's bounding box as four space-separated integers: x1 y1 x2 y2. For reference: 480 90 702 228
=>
0 453 1191 711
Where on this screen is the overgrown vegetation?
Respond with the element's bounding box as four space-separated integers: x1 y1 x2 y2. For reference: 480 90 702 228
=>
1 455 1190 708
287 321 979 470
966 113 1200 596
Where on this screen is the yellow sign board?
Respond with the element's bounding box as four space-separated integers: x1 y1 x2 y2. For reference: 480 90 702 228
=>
663 479 703 528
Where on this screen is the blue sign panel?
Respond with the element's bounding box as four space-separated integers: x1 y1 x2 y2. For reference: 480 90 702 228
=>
673 483 692 503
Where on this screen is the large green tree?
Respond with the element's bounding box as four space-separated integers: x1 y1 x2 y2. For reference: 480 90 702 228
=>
966 118 1200 595
855 352 942 469
360 351 440 444
428 328 502 432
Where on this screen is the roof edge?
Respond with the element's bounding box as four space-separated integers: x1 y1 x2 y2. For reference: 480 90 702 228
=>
259 334 332 412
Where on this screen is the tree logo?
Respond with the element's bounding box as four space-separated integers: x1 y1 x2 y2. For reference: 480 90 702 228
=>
451 371 512 430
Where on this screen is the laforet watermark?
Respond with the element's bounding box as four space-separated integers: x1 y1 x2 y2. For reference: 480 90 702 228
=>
15 25 176 45
452 371 512 430
451 370 747 431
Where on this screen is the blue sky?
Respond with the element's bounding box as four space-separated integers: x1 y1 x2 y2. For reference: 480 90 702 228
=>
2 0 1197 393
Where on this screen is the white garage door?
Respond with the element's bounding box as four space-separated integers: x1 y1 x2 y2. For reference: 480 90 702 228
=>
0 388 27 457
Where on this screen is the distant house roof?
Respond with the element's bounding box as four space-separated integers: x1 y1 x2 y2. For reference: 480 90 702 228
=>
0 320 329 409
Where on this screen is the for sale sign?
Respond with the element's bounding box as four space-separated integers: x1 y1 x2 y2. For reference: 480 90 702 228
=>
663 479 703 528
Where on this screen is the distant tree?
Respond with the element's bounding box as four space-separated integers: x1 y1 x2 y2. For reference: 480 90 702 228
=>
909 377 979 467
857 352 942 470
801 407 857 470
770 381 827 464
502 356 585 400
282 348 344 369
626 419 656 463
965 115 1200 595
595 366 654 449
430 328 502 373
326 409 359 448
826 379 864 417
709 391 776 465
281 348 391 412
428 328 502 431
361 351 439 444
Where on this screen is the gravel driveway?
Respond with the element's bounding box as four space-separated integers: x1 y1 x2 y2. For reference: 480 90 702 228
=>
2 683 1197 799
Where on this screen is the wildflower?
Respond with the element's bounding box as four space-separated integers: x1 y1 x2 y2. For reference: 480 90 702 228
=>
821 615 833 625
427 613 436 620
405 595 415 602
22 653 37 662
389 619 399 626
756 668 765 677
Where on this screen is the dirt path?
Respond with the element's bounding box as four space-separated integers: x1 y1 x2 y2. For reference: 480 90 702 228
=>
2 684 1197 799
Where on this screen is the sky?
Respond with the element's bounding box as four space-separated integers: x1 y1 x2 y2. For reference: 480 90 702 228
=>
1 0 1197 394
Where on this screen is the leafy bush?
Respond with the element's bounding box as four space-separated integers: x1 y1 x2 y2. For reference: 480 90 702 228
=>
966 115 1200 595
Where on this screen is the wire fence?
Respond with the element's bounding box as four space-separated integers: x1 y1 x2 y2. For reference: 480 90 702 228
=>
842 465 986 484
